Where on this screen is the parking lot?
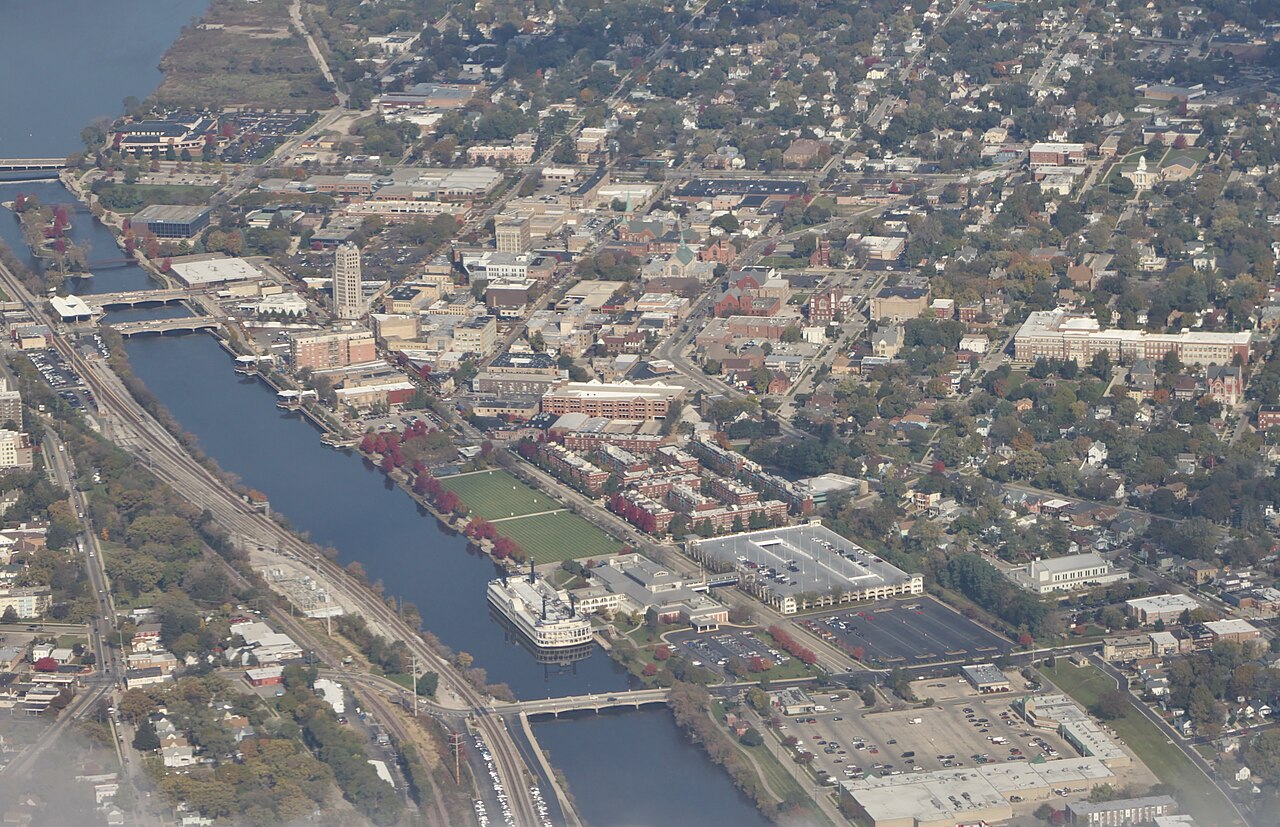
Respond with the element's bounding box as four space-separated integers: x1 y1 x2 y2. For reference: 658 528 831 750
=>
669 628 796 675
799 596 1011 667
784 680 1092 785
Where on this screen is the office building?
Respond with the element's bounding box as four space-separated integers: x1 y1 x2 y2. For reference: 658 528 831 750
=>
495 214 532 253
333 242 365 320
129 205 210 239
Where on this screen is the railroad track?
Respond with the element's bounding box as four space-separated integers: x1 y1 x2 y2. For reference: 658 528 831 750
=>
0 262 544 826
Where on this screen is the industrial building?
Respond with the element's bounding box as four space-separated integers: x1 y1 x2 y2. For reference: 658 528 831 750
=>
687 524 923 615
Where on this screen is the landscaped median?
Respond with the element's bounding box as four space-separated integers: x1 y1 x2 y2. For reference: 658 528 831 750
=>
1040 661 1245 827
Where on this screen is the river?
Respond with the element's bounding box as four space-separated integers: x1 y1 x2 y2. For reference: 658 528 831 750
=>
2 3 781 824
533 709 774 827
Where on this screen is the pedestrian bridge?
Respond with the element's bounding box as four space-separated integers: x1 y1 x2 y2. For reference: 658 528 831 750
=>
499 688 671 718
109 317 220 337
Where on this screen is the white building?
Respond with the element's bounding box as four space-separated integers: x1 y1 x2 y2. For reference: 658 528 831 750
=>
1009 551 1127 594
0 430 33 470
1014 308 1252 367
314 678 346 715
333 242 365 320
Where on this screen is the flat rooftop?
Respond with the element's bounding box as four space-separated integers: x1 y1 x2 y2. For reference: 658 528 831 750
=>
131 204 210 224
1126 593 1200 613
691 524 917 600
842 757 1113 827
170 256 264 287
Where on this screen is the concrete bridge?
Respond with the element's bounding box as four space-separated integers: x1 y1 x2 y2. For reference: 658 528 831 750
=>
109 317 220 337
499 688 671 718
89 289 193 310
0 159 67 172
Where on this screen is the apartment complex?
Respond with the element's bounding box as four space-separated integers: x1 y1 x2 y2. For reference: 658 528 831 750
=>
541 380 685 420
289 329 376 370
0 430 33 470
1014 308 1252 367
0 586 51 618
332 242 365 320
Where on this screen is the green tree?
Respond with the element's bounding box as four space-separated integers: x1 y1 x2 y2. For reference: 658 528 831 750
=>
132 717 160 751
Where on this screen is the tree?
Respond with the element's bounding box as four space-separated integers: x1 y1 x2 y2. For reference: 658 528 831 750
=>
1094 690 1129 721
132 717 160 751
1109 175 1135 197
1 606 16 622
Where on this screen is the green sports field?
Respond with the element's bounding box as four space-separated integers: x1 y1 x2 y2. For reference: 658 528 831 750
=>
438 470 553 519
492 511 621 564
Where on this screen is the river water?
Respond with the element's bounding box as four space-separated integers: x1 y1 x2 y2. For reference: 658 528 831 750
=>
1 4 779 824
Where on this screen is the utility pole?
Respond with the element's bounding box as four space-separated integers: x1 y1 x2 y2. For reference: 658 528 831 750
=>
411 654 423 716
449 731 465 784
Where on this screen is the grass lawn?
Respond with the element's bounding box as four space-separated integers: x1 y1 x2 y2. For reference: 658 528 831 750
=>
495 511 620 564
1041 663 1244 827
1161 146 1209 166
743 741 836 826
94 183 217 214
439 470 555 520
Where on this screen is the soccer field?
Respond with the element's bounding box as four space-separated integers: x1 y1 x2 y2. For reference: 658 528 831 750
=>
438 470 552 519
496 511 621 564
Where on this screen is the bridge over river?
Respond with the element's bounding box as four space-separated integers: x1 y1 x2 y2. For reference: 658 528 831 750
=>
494 687 672 718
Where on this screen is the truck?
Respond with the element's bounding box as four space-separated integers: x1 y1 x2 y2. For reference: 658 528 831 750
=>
908 717 923 725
